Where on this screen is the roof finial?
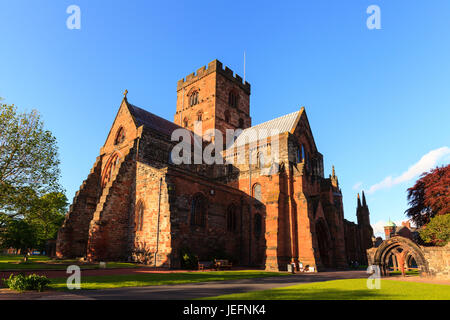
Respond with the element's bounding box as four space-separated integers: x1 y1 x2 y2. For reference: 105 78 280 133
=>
330 165 339 188
386 218 396 227
123 89 128 99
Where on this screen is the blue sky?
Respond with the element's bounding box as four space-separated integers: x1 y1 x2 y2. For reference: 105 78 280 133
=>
1 1 449 237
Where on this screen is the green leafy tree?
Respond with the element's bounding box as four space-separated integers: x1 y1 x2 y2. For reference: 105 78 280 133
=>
0 218 38 260
26 192 67 250
0 212 8 234
0 192 67 254
419 214 450 246
0 103 61 225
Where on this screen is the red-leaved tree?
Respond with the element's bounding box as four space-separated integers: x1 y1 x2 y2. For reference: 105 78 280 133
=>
405 164 450 227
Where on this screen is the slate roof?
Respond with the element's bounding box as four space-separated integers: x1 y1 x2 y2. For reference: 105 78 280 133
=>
127 102 182 137
125 100 303 145
229 109 303 148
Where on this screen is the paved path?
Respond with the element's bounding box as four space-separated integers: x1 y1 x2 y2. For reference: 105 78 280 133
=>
0 270 368 300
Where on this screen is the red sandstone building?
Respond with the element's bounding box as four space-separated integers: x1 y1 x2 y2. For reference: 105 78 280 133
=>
56 59 373 271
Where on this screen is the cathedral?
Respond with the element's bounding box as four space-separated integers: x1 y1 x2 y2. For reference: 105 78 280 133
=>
56 59 373 271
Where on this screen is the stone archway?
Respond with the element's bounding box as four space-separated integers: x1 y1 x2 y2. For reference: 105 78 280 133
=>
406 252 418 270
372 236 429 276
315 218 333 269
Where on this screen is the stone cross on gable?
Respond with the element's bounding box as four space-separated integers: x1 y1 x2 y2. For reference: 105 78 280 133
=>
123 89 128 98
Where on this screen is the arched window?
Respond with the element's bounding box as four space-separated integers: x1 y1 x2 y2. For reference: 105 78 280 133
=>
302 145 306 162
224 110 231 124
183 117 189 128
227 204 237 232
189 91 199 107
252 183 262 201
114 127 125 145
101 153 120 187
197 111 203 122
257 152 264 169
254 213 262 238
228 91 238 108
296 146 302 163
238 118 244 129
191 193 206 227
135 200 144 232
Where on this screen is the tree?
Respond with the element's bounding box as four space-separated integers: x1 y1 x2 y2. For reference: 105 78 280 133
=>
0 218 37 260
0 192 67 255
405 164 450 227
0 103 61 221
26 192 67 250
419 214 450 246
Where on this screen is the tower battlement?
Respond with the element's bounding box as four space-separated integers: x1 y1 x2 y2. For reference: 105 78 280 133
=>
177 59 250 94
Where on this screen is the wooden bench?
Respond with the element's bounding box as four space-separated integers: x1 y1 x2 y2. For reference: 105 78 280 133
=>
214 259 232 270
198 261 214 271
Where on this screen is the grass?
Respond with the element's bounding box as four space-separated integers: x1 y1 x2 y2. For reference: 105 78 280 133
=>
0 254 138 270
0 255 52 263
389 270 420 276
49 270 290 290
199 279 450 300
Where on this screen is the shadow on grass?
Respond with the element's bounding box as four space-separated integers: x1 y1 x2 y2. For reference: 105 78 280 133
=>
207 288 387 300
49 271 291 291
0 260 139 271
199 279 450 300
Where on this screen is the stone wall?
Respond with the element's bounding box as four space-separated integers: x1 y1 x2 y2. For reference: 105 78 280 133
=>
56 156 103 258
422 243 450 278
344 220 363 264
86 146 136 261
168 168 259 269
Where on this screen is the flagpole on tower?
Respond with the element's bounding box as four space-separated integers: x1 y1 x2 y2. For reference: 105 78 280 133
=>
243 51 246 84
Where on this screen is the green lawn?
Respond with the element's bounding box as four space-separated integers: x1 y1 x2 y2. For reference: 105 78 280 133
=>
49 270 289 290
0 255 52 263
199 279 450 300
0 255 138 270
389 270 420 276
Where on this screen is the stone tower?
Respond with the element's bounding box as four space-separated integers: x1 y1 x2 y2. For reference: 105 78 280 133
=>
174 59 251 142
356 191 374 262
384 219 396 240
357 191 371 227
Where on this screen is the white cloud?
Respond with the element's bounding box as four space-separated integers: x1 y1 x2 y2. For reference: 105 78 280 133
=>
352 182 363 191
372 219 404 238
367 146 450 194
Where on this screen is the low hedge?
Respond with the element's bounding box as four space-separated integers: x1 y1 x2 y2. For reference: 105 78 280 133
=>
3 273 51 292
